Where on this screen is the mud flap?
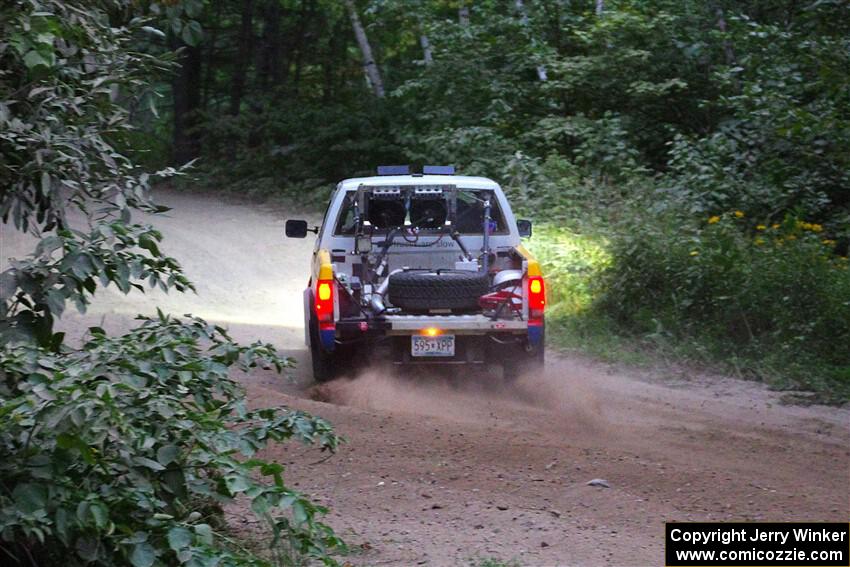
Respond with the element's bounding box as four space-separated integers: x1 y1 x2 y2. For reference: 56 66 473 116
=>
528 320 544 346
320 326 336 351
306 287 336 352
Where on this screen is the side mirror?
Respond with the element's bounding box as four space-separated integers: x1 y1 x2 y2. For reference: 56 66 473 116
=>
517 219 533 238
285 219 309 238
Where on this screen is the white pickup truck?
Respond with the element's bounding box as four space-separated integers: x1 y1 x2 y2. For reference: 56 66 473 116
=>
286 165 546 382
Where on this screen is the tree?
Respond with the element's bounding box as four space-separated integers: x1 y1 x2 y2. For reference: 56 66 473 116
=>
344 0 385 97
230 0 255 115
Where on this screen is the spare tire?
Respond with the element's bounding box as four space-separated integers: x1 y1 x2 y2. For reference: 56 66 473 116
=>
388 269 490 311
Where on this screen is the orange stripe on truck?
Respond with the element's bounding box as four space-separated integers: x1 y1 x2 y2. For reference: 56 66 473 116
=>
314 249 334 280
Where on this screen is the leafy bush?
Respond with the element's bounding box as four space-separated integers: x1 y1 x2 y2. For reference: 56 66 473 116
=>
0 313 344 566
1 3 346 564
598 209 850 397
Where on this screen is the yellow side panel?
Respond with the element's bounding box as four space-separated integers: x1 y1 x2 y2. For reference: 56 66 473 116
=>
314 249 334 280
514 244 542 277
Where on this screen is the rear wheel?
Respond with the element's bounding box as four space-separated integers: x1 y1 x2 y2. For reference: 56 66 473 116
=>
501 330 545 383
309 316 338 382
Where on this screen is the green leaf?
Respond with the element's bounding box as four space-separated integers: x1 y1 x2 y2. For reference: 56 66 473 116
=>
36 235 63 256
133 456 165 471
225 474 250 494
184 0 204 18
141 25 166 39
292 499 308 525
251 495 270 515
138 233 160 256
193 523 213 546
41 172 52 196
167 526 193 551
70 253 94 279
181 20 203 47
129 542 157 567
90 503 109 529
13 484 47 514
23 50 48 69
45 289 66 317
0 270 18 300
156 444 180 466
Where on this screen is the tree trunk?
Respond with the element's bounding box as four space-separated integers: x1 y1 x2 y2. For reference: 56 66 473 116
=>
458 5 470 26
344 0 384 97
229 0 254 115
291 0 317 97
170 35 202 164
201 2 222 109
257 0 283 91
714 5 737 67
419 32 433 65
515 0 547 81
595 0 604 17
322 16 348 102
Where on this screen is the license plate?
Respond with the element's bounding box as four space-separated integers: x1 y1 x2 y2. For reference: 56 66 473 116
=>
411 335 455 357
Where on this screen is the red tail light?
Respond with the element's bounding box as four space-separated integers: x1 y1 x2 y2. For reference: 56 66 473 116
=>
527 276 545 319
315 279 334 324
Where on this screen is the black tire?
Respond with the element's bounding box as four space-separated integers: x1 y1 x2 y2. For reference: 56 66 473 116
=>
388 269 490 311
309 315 337 382
502 330 545 383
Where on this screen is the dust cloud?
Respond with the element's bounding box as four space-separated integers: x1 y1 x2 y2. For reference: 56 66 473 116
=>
309 358 609 438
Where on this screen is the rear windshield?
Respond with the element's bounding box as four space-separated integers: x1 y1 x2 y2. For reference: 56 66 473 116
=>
333 189 507 235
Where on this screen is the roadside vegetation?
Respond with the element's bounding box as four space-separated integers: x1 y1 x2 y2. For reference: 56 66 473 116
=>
1 1 343 565
152 0 847 400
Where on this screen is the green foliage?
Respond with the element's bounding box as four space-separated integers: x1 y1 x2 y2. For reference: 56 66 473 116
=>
1 223 193 346
0 313 344 565
1 1 346 565
533 205 850 399
662 12 850 233
0 0 175 235
559 207 850 398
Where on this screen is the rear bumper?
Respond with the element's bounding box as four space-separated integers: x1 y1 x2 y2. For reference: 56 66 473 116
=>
336 313 529 339
312 310 543 365
330 314 543 360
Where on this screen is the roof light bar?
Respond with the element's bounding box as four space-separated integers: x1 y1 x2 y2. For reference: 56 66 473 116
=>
377 165 411 176
422 165 455 175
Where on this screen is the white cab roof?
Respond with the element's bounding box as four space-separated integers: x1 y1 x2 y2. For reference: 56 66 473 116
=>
339 175 500 191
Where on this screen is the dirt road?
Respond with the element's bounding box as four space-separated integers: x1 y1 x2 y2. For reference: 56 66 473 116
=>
2 188 848 566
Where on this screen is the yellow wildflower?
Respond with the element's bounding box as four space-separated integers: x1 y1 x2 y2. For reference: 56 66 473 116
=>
707 216 720 224
771 223 780 229
734 210 745 218
787 235 797 241
756 224 766 231
690 250 699 256
754 237 765 246
810 224 823 233
822 239 836 247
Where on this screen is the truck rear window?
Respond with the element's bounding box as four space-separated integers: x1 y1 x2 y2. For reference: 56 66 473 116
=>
333 189 507 235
